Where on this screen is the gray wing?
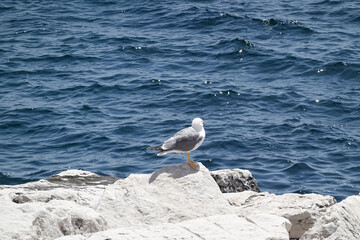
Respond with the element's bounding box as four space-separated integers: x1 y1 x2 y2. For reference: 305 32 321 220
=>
162 127 203 152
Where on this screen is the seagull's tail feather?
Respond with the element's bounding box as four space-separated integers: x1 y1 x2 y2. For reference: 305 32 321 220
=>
147 146 169 156
156 151 168 156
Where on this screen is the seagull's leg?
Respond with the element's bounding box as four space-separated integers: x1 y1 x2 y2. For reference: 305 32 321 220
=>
187 152 197 169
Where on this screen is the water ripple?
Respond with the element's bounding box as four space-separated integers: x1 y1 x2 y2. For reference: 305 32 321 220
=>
0 0 359 201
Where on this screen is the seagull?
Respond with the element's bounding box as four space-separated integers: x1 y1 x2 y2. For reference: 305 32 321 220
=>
147 118 206 169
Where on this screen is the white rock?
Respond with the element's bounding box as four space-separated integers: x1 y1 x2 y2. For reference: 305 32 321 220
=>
96 162 233 228
55 169 97 177
0 163 235 239
225 191 336 239
0 200 38 240
0 163 298 240
55 214 291 240
247 213 292 237
301 195 360 240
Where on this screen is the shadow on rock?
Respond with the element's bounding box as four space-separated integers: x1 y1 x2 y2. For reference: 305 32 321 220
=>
149 162 200 183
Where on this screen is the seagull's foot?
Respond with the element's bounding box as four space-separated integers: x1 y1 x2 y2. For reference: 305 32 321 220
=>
187 159 198 170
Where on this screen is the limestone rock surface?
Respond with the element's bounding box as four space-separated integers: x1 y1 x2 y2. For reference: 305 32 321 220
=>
56 214 291 240
301 195 360 240
5 162 358 240
225 191 336 239
0 163 291 240
0 170 109 240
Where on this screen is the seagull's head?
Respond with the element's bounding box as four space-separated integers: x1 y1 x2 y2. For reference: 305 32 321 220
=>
192 117 204 131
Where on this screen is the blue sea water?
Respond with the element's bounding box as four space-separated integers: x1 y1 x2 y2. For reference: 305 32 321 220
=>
0 0 359 201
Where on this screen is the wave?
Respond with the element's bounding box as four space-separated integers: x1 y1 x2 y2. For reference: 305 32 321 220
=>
284 162 316 173
350 15 360 23
0 172 27 185
0 4 14 11
253 17 315 34
314 61 360 80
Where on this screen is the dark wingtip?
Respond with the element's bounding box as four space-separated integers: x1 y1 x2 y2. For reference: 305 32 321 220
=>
147 146 162 151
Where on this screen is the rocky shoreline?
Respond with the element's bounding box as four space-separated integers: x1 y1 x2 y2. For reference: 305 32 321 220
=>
0 162 359 240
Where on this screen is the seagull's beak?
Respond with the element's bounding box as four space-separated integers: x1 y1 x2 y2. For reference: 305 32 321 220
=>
202 121 204 125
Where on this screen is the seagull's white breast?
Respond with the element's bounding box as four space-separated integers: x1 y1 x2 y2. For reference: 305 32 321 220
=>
192 127 205 151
